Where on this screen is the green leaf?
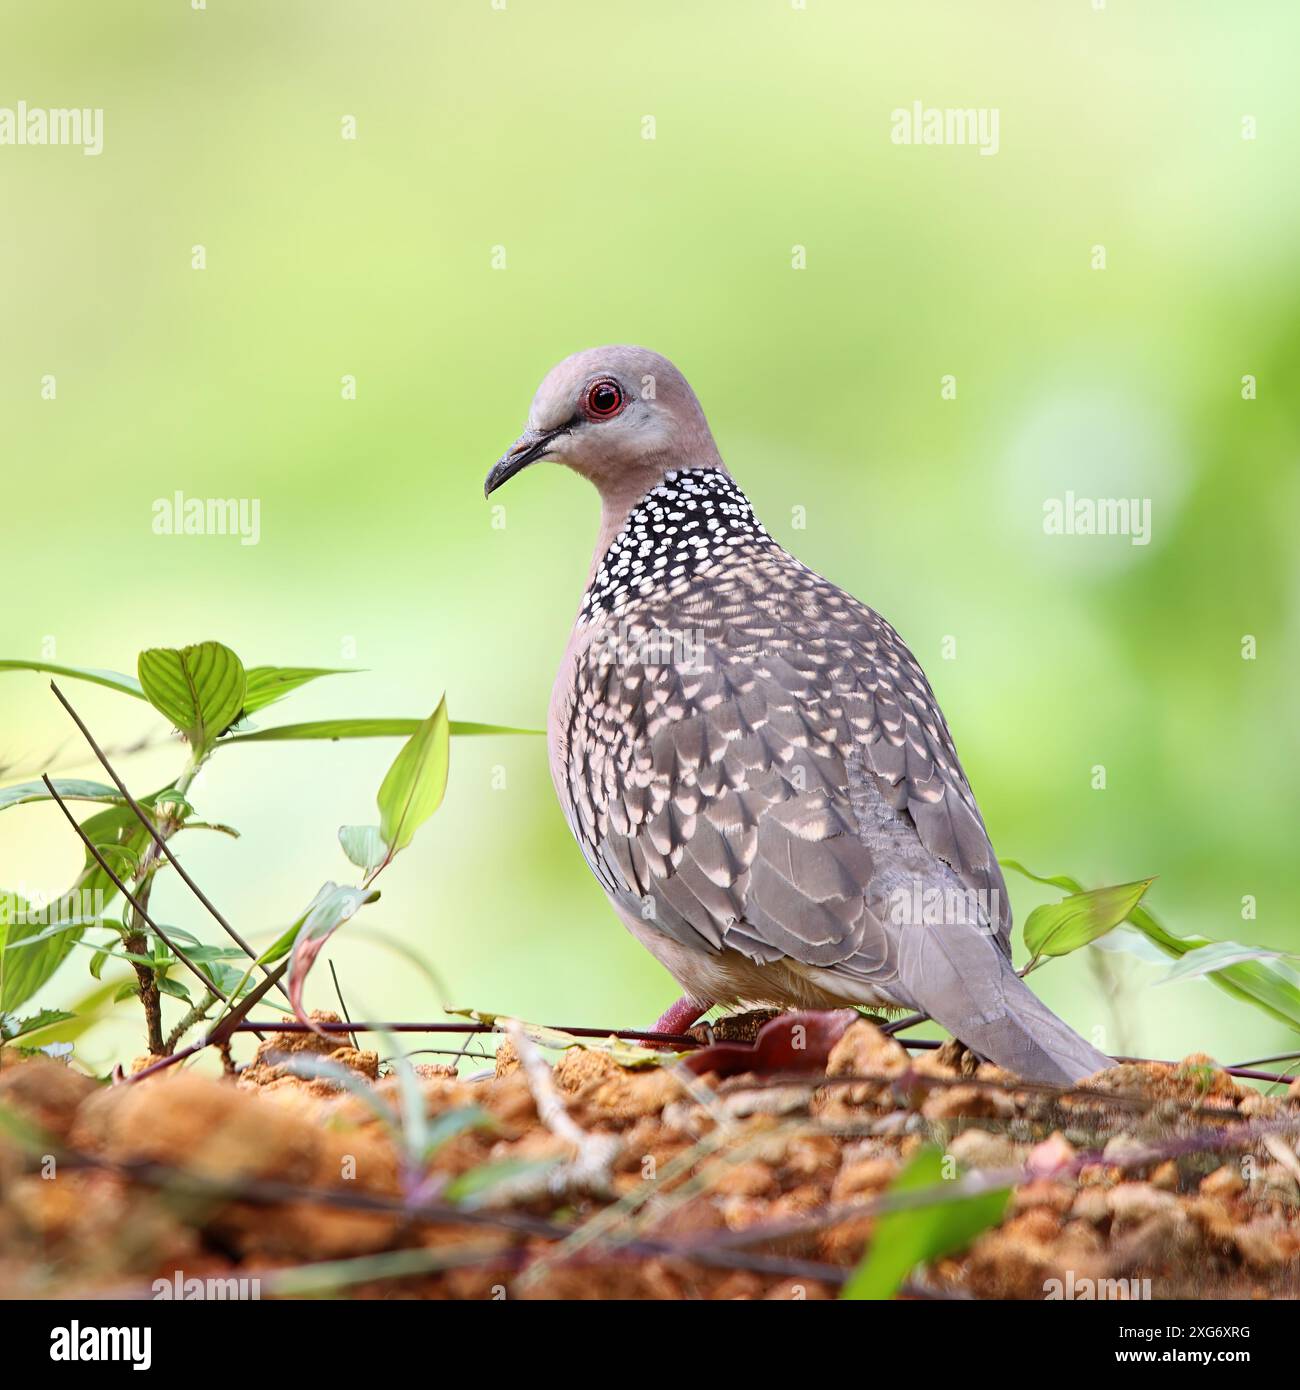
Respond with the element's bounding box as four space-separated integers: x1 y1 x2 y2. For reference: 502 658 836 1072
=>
77 790 167 900
241 666 357 716
0 1008 76 1043
178 944 248 965
257 922 301 968
338 824 387 873
156 975 192 1003
89 948 109 980
444 1157 561 1207
1088 924 1172 965
229 718 423 743
376 698 450 865
389 1043 428 1170
841 1146 1010 1300
5 978 124 1049
0 779 121 813
0 888 106 1013
2 916 113 952
286 883 380 1021
201 962 254 998
999 859 1084 895
1005 860 1300 1034
1022 877 1155 967
421 1107 493 1161
226 717 541 744
1189 953 1300 1032
0 658 144 700
282 1053 401 1133
0 786 175 1011
137 642 247 754
1157 940 1297 987
152 791 196 820
183 821 240 840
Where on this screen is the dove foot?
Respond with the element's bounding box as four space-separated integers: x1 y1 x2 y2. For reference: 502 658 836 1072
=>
651 995 710 1036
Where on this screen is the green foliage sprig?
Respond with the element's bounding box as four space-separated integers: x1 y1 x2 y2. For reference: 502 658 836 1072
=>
0 642 538 1053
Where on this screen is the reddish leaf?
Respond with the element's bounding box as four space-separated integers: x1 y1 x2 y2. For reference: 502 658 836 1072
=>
681 1009 859 1078
285 882 379 1025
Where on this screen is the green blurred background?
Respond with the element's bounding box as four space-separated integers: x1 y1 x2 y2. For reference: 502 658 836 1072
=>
2 1 1297 1071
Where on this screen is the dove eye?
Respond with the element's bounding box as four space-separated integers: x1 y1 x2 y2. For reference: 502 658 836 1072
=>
583 378 625 421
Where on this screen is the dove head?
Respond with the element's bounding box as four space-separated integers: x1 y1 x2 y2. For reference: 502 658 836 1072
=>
484 346 724 506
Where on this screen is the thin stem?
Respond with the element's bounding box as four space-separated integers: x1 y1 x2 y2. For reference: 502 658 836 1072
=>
164 989 219 1053
127 960 288 1082
223 1019 703 1046
1227 1051 1300 1069
881 1012 929 1036
328 959 359 1050
39 774 230 1010
122 925 164 1055
124 832 168 1053
48 680 288 1001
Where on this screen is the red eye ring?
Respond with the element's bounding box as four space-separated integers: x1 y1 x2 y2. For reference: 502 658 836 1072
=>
583 377 625 421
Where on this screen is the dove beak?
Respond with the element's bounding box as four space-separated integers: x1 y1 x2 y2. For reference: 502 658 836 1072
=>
484 426 569 498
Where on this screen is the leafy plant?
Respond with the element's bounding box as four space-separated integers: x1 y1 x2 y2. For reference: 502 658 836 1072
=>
1020 877 1155 972
1003 860 1300 1032
841 1146 1010 1299
0 642 537 1055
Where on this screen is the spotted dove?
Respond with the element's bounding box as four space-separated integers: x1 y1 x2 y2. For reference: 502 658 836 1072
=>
485 346 1111 1086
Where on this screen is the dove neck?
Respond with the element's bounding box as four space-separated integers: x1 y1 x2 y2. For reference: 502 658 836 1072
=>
588 465 733 580
578 467 774 624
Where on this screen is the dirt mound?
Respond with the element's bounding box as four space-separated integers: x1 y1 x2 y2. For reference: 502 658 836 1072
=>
2 1016 1298 1299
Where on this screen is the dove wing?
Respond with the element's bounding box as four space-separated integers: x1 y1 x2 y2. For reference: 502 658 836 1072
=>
556 543 1011 986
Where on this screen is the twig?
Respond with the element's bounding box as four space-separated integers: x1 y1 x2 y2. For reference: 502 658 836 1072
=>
1065 1112 1300 1178
164 989 219 1053
328 959 359 1050
1113 1054 1294 1085
717 1065 1246 1116
39 774 230 1018
121 927 164 1054
47 1147 567 1242
384 1046 493 1063
501 1019 621 1202
881 1012 929 1036
1227 1051 1300 1070
120 1016 701 1080
126 962 288 1083
48 680 289 1001
115 1011 1300 1093
516 1076 743 1290
225 1019 702 1046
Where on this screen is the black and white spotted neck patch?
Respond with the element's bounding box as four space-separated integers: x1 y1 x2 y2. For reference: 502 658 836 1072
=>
578 467 775 622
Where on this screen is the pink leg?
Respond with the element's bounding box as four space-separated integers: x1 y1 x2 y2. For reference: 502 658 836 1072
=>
651 995 709 1035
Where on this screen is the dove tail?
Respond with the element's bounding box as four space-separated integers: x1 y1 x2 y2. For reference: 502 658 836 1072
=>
894 921 1112 1087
